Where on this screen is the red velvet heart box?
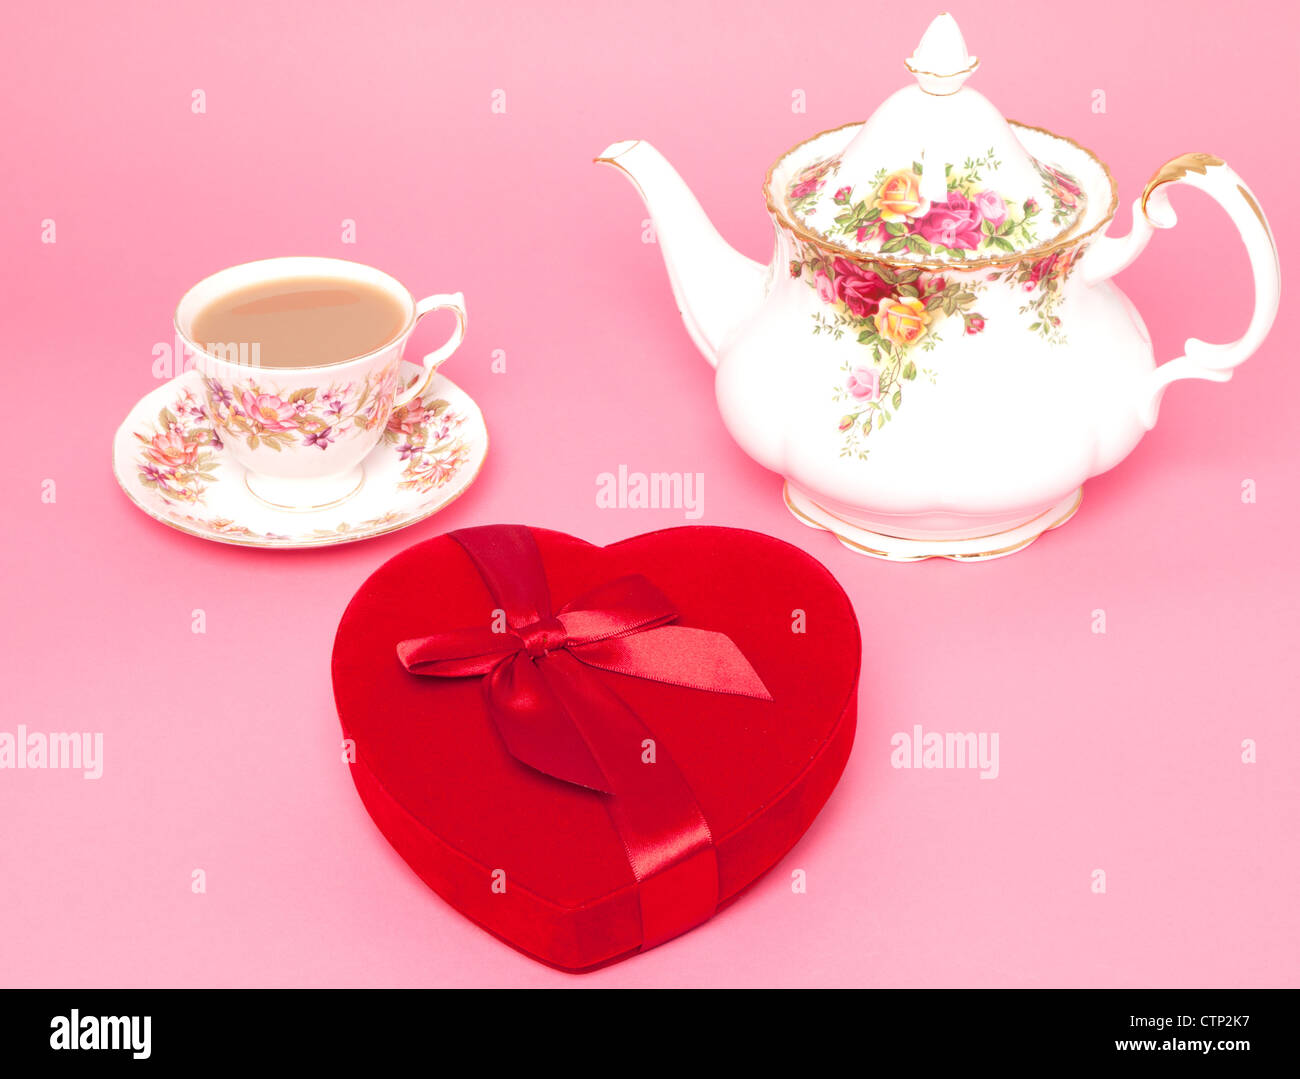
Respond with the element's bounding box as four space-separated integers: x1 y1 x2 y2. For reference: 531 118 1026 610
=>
331 524 860 972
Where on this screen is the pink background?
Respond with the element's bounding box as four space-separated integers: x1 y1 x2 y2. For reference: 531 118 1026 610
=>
2 0 1297 987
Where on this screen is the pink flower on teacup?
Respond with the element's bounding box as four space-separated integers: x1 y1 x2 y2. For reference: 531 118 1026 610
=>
176 392 207 422
845 366 880 400
971 190 1007 227
357 389 395 430
240 390 300 430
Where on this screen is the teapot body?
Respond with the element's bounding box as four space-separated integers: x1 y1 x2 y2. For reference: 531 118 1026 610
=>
715 218 1155 558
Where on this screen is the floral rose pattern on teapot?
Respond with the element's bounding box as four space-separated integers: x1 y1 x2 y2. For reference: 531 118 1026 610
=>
793 232 1079 458
786 157 840 216
1034 160 1085 227
785 151 1082 261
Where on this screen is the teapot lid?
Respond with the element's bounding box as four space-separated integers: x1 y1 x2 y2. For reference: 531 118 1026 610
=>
783 13 1086 263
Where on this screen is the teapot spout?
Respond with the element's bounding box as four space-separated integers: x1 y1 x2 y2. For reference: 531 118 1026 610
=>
596 140 766 367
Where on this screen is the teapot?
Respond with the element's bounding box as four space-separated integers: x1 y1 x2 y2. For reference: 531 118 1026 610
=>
596 13 1280 561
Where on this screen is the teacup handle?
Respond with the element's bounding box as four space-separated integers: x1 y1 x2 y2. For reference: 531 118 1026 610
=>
394 292 467 407
1080 153 1280 430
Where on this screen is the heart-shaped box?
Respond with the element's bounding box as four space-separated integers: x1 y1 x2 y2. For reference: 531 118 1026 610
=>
332 525 860 971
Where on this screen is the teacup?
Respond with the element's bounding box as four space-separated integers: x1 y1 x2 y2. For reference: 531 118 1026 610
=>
174 256 466 510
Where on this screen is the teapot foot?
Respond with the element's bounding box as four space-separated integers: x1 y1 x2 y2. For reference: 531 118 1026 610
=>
783 484 1083 563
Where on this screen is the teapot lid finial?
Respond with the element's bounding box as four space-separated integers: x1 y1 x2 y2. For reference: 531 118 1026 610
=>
777 11 1089 265
905 13 979 95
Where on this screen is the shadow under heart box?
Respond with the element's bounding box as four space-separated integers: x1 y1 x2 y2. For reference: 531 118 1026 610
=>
331 524 861 971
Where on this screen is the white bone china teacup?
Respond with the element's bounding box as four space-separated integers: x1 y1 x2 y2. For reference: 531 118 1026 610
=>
174 256 467 510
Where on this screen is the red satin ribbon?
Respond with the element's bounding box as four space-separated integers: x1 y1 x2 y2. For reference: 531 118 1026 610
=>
396 525 772 950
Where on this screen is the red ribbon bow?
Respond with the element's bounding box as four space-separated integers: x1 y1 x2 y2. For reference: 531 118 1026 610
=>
396 525 773 950
396 529 771 792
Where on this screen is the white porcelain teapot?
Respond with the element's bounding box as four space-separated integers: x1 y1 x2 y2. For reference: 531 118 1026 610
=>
597 13 1280 561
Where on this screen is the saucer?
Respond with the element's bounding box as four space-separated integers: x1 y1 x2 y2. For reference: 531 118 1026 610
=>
112 363 488 549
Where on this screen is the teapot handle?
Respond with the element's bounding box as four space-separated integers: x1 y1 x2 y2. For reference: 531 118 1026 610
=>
1079 153 1280 429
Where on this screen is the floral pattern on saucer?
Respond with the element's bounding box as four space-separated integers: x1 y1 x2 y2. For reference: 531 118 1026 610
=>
133 389 222 505
114 363 487 548
382 394 474 494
